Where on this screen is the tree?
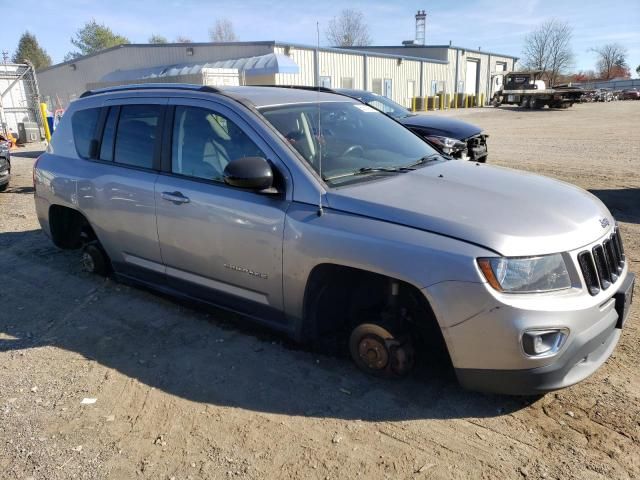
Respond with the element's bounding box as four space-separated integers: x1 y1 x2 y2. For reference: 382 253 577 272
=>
572 70 597 82
175 36 192 43
521 19 574 87
65 19 130 60
637 65 640 77
148 34 168 44
12 32 51 70
326 9 371 47
209 19 238 42
591 43 628 80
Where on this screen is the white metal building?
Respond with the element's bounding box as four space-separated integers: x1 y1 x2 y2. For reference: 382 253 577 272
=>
1 63 43 136
37 41 518 110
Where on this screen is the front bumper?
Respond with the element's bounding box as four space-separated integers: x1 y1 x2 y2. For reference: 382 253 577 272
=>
455 307 621 395
0 162 10 186
425 261 633 395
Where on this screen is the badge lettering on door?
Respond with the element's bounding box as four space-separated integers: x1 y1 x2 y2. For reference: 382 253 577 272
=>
224 263 268 279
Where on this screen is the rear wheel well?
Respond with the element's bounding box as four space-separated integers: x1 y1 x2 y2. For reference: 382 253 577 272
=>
48 205 97 249
302 264 449 361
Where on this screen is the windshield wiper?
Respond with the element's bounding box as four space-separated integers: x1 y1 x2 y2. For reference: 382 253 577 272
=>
405 153 443 168
323 165 414 181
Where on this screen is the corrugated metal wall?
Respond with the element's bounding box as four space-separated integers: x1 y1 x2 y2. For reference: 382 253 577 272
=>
38 42 517 110
38 43 274 107
274 47 315 86
317 51 365 90
366 56 421 107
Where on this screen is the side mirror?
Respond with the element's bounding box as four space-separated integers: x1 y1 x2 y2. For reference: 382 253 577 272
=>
223 156 274 191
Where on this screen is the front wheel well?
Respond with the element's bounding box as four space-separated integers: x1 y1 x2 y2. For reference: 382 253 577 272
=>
301 264 448 361
48 205 97 249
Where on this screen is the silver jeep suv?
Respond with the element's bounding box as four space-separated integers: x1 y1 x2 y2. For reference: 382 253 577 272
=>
34 84 634 395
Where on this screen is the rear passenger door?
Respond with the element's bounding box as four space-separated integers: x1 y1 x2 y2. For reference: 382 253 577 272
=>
154 98 289 325
79 98 166 281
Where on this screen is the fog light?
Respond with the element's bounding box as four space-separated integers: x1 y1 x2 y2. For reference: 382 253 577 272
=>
522 329 568 357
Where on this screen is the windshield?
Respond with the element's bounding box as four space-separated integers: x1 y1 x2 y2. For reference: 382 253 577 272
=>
260 101 439 185
361 94 412 120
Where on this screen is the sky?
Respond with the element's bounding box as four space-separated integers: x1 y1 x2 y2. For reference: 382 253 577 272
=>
1 0 639 75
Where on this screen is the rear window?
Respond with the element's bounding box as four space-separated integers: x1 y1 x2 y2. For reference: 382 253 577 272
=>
113 105 162 169
71 108 100 159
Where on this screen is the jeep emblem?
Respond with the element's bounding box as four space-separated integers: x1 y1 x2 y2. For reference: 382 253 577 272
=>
599 218 610 228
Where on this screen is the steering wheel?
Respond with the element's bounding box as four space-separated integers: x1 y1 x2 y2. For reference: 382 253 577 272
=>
342 145 364 157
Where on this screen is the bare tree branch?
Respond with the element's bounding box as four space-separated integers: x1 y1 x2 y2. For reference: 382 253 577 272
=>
591 43 628 80
521 19 574 87
209 19 238 42
326 9 371 47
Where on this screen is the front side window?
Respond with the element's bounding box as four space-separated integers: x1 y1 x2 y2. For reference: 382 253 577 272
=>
261 101 439 186
171 106 264 181
71 108 100 159
114 104 162 169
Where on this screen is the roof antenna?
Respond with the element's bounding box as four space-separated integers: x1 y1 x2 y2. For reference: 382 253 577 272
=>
316 20 324 217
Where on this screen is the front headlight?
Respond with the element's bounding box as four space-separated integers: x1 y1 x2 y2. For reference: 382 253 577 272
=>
425 135 466 153
477 254 571 293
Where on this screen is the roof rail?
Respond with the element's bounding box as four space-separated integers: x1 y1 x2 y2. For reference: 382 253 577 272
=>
80 83 221 98
255 85 335 94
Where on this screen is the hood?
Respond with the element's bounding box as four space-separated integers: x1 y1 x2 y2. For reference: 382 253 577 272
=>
400 115 482 140
326 161 613 257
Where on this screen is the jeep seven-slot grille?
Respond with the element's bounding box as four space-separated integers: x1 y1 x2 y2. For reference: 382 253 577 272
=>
578 229 625 296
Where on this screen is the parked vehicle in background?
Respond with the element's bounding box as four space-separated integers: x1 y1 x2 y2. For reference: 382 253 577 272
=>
0 136 11 191
491 71 584 109
334 88 489 162
34 83 634 395
595 89 615 102
621 89 640 100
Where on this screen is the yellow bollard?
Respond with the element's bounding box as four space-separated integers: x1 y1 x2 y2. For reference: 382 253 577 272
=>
412 97 416 113
464 94 468 108
454 93 458 109
480 93 485 107
439 93 444 110
40 103 51 142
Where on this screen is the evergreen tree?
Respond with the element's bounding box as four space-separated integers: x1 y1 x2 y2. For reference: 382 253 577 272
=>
12 32 52 70
65 19 130 60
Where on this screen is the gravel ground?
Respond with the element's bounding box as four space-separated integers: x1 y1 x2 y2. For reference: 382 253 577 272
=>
0 101 638 480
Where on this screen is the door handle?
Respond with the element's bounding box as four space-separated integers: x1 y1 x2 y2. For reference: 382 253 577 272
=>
161 191 190 204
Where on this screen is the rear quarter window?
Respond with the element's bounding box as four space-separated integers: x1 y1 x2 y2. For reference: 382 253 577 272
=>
71 108 100 159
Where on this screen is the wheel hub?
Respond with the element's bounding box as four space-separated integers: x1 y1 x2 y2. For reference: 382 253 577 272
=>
358 336 389 370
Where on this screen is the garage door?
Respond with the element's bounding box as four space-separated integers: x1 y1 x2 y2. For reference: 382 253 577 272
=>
465 60 479 95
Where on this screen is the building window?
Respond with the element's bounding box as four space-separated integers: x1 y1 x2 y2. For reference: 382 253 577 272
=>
372 78 383 95
431 80 438 96
319 76 332 88
340 77 354 89
383 79 392 98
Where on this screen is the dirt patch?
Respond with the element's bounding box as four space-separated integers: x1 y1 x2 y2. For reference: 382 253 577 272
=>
1 101 639 479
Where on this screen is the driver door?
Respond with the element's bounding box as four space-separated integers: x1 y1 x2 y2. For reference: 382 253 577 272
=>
154 98 290 325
